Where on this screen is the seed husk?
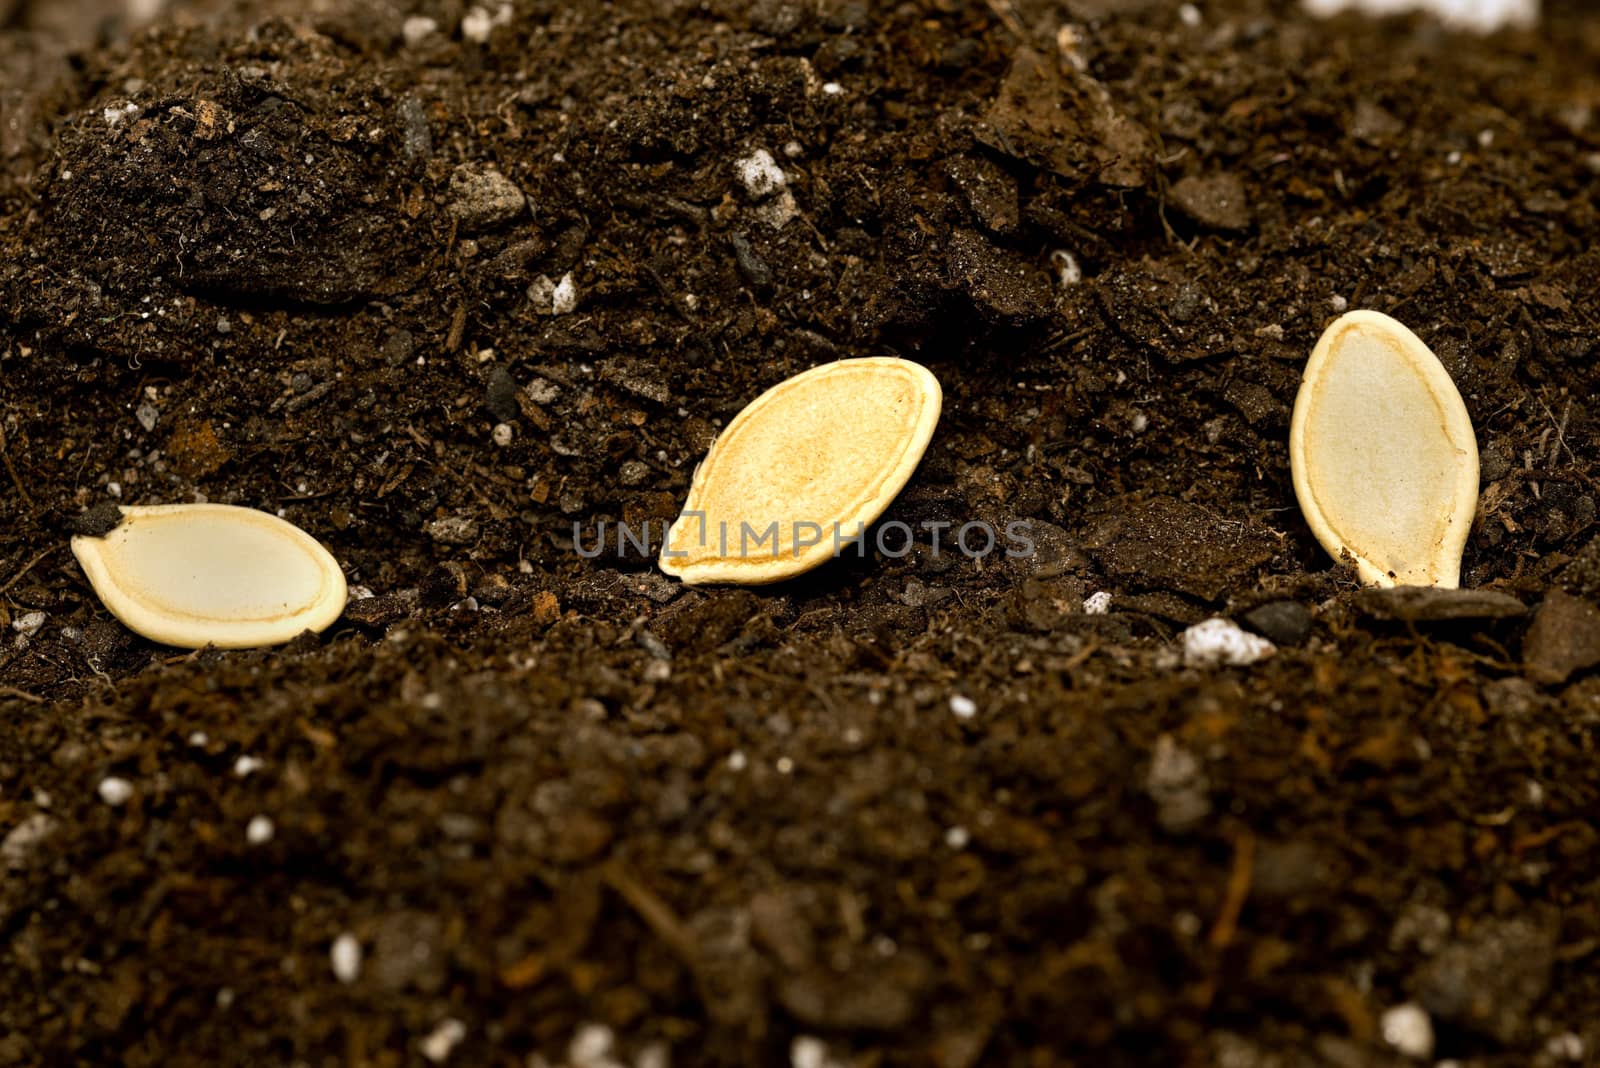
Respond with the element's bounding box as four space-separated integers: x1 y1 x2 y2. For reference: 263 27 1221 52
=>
659 357 942 585
1289 310 1478 588
70 503 348 648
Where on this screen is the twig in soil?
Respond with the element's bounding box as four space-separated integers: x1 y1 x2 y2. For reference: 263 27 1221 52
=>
602 862 699 965
0 545 58 597
1207 830 1255 952
0 684 46 704
445 303 467 352
984 0 1025 40
1535 391 1574 471
0 423 34 510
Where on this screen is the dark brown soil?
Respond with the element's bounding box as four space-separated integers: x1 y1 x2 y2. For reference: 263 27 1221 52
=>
3 0 1599 1064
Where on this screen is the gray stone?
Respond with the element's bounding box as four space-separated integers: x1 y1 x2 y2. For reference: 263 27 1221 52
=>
1524 589 1600 684
1415 914 1557 1044
447 164 525 231
1355 586 1526 623
369 911 448 993
426 515 480 546
1243 601 1312 646
1146 734 1210 832
1169 173 1251 232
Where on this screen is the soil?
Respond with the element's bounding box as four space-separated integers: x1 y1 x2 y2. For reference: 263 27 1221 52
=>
2 0 1599 1065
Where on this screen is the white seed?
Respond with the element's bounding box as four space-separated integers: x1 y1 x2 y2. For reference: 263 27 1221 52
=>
1083 591 1112 615
1290 310 1478 588
330 933 362 984
1380 1002 1435 1060
246 815 274 845
70 503 347 649
945 825 970 849
98 776 133 806
492 423 514 447
949 694 977 719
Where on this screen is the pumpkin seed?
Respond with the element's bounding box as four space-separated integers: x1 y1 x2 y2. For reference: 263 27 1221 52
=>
1290 310 1478 587
71 503 348 648
660 357 942 584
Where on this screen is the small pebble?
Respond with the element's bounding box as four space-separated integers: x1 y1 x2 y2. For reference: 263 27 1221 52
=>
1051 249 1082 286
1083 591 1112 615
1147 734 1210 832
246 815 275 845
528 273 578 315
426 515 480 546
551 274 578 314
11 610 46 637
1181 618 1275 667
1169 173 1251 232
949 694 977 719
233 755 264 777
1546 1033 1585 1062
791 1036 828 1068
735 148 787 199
460 6 492 44
98 776 133 806
945 825 970 849
2 813 57 869
419 1018 467 1064
330 933 362 984
1242 600 1312 646
491 423 514 447
1380 1002 1435 1060
447 164 525 231
136 402 159 432
402 15 438 46
568 1023 614 1068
